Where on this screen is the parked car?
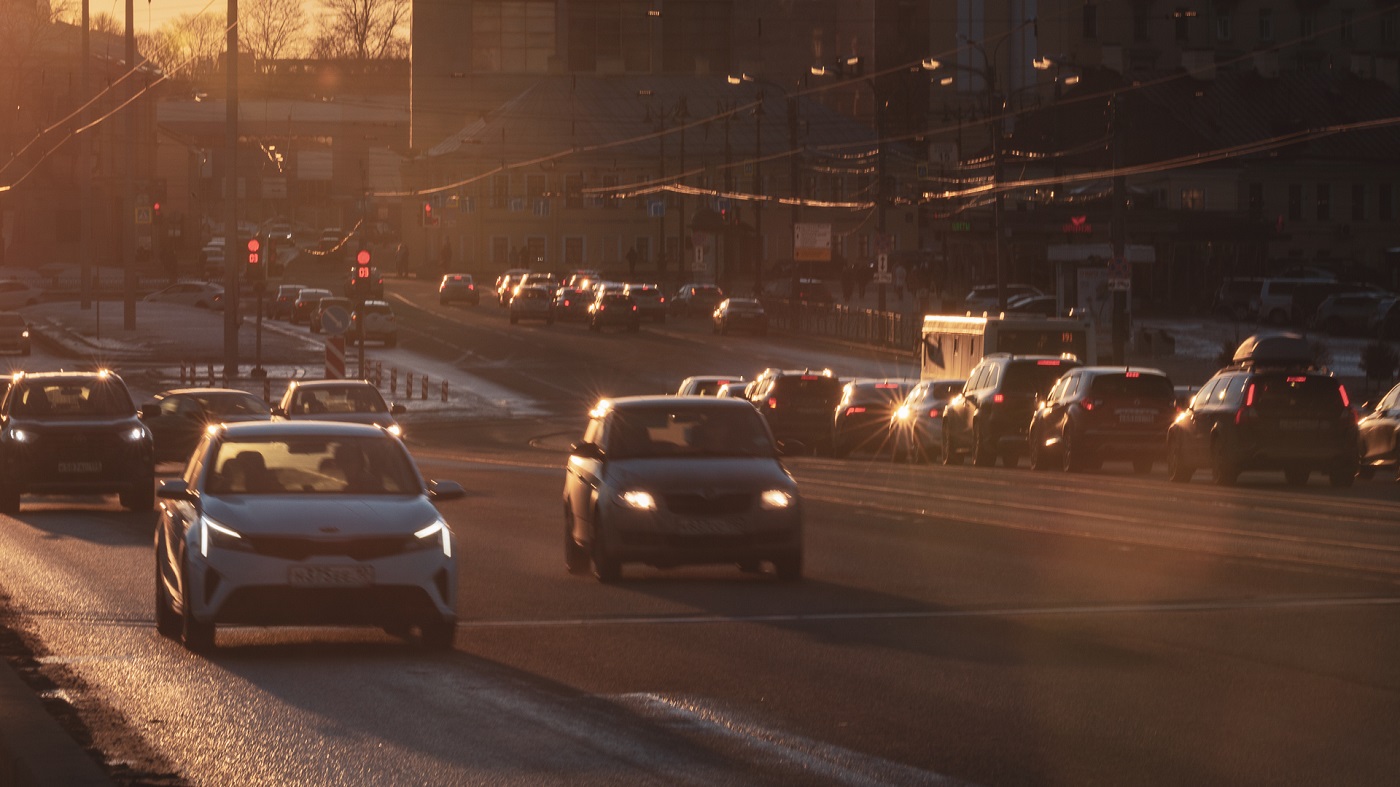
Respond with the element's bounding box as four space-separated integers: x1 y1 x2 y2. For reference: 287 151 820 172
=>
1310 292 1394 335
438 273 480 305
0 279 44 310
1027 366 1177 473
942 354 1083 467
144 281 225 310
350 300 400 346
509 285 555 325
290 288 333 324
1358 380 1400 480
310 296 352 334
0 311 32 355
831 379 919 457
671 283 725 315
624 284 667 323
562 396 803 582
713 298 768 335
889 378 964 463
1166 333 1358 487
272 283 308 320
0 370 154 512
154 420 464 651
747 369 844 455
963 284 1043 315
1212 277 1264 321
676 376 746 397
589 291 640 332
766 277 834 305
274 379 406 437
141 387 273 463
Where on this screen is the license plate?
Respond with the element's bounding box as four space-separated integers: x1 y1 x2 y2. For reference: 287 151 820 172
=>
288 565 374 587
674 517 742 535
57 461 101 473
1277 419 1319 431
1117 413 1154 424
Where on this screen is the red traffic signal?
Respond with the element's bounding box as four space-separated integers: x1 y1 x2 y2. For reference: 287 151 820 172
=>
422 201 439 227
356 249 371 266
247 237 262 264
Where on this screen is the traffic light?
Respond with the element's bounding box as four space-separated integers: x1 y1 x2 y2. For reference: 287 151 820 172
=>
152 202 162 221
245 235 265 281
421 201 439 227
351 249 372 299
355 249 372 280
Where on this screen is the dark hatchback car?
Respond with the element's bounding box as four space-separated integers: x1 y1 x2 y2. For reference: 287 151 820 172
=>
1028 367 1177 473
1166 334 1358 487
942 354 1083 467
671 283 725 316
438 273 480 305
713 297 768 336
589 292 640 332
831 379 918 458
142 387 273 464
748 369 844 455
0 370 155 512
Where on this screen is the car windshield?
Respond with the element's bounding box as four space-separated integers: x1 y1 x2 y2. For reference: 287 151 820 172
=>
294 386 388 415
206 436 418 495
607 406 775 459
12 379 135 417
1002 363 1075 396
1089 373 1175 399
198 392 270 417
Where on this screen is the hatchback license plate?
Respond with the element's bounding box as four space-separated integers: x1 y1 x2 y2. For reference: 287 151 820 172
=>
675 517 742 535
288 565 374 587
57 461 101 473
1277 419 1319 431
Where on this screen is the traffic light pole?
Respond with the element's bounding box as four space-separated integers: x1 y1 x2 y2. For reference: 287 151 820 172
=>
223 0 240 379
252 281 265 378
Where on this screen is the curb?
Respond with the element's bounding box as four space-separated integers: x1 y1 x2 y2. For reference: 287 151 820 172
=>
0 661 114 786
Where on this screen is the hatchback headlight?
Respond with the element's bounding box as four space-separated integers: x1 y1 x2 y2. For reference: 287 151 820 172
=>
386 424 403 438
760 489 794 510
413 520 453 558
199 514 246 556
7 428 32 443
123 426 148 442
618 490 657 511
895 406 911 420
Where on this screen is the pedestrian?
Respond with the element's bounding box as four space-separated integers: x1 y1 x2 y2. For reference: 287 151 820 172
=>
396 242 408 277
626 246 639 276
893 263 907 302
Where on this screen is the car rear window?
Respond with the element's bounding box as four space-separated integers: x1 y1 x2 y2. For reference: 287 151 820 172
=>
1003 363 1076 396
1250 375 1347 409
773 376 843 403
1089 373 1175 400
849 383 913 405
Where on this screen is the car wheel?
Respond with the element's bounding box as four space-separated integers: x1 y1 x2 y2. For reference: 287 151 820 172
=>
591 522 621 583
121 471 155 511
418 618 456 651
1329 466 1357 488
941 430 963 466
310 322 321 333
154 544 181 639
564 510 590 574
181 559 216 652
1132 458 1155 475
1061 430 1084 473
772 551 803 582
972 423 995 467
1029 433 1051 471
1357 464 1376 481
1210 439 1240 486
1284 468 1310 486
1166 438 1194 483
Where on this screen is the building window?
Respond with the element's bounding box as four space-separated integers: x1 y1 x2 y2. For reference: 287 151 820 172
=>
563 236 585 266
1288 184 1302 221
1340 11 1354 45
1316 184 1330 221
491 174 510 209
1217 13 1232 42
1181 188 1205 211
491 236 510 266
601 235 619 263
1352 183 1366 221
526 236 547 265
634 236 651 264
568 1 653 73
472 0 556 74
601 174 618 208
1300 12 1317 41
1381 183 1394 222
1259 9 1274 42
525 174 546 198
1083 4 1098 39
564 174 584 209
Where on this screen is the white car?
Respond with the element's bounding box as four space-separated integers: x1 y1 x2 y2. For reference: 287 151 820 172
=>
144 281 225 309
154 420 465 651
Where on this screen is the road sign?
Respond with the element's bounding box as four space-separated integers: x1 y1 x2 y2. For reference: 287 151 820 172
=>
874 271 893 284
1107 255 1131 290
134 206 153 225
877 253 889 273
321 304 352 336
793 222 832 262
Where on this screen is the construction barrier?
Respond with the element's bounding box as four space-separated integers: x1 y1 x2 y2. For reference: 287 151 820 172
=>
325 336 346 379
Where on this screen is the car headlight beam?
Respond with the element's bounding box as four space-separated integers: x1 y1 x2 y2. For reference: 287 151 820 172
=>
199 514 243 557
8 428 32 443
414 520 452 558
123 426 148 442
760 489 794 510
619 490 657 511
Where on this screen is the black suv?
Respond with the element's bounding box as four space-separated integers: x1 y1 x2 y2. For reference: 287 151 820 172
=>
831 378 918 457
942 354 1082 467
1166 334 1358 487
748 369 843 455
1027 366 1177 473
0 371 155 512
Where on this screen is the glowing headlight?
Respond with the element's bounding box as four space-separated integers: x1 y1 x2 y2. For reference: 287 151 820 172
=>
895 406 911 420
414 520 453 557
123 426 148 442
386 424 403 438
199 514 243 557
760 489 793 510
8 428 32 443
619 490 657 511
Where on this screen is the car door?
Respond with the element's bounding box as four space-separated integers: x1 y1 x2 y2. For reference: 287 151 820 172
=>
1034 373 1074 449
146 395 191 460
1189 375 1240 464
1174 377 1222 465
1359 384 1400 462
565 415 607 544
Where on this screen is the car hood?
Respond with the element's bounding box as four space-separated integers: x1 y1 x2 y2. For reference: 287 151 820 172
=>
606 457 793 491
202 495 440 538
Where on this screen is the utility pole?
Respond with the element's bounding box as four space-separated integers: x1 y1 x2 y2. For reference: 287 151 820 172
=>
989 70 1006 313
876 83 888 313
1110 94 1128 363
224 0 240 378
656 108 666 276
123 0 136 330
675 96 688 284
79 0 91 310
753 92 764 297
788 93 800 292
721 100 732 289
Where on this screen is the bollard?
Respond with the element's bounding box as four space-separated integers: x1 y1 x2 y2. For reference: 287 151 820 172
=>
262 378 271 403
441 380 448 402
421 375 428 400
207 363 215 387
406 372 414 395
390 368 397 397
179 361 186 385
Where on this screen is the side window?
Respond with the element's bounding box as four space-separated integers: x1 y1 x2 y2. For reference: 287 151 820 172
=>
1222 375 1251 406
184 435 210 485
582 416 602 445
983 363 1002 391
1192 378 1221 409
964 365 985 392
1061 374 1080 400
1045 377 1067 403
159 397 182 416
1381 387 1400 411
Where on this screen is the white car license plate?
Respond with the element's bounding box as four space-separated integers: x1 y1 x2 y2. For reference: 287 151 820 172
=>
288 565 374 587
675 517 741 535
57 461 101 473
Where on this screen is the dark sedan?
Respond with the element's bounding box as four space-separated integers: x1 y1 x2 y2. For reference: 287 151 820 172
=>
713 297 768 336
142 388 273 464
832 379 918 457
589 292 640 332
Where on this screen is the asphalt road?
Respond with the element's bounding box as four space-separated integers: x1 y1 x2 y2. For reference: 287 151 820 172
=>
1 281 1398 785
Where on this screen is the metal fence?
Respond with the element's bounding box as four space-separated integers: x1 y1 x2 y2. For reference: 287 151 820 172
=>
764 299 918 353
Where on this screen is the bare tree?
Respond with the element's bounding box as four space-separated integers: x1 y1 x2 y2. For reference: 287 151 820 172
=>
146 12 229 79
244 0 309 61
310 0 409 60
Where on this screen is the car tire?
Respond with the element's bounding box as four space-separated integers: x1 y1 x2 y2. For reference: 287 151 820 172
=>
310 322 321 334
181 561 216 652
591 524 621 583
1132 458 1155 475
1210 440 1240 486
154 547 181 639
1284 468 1310 486
564 511 590 574
941 431 963 466
1329 466 1357 488
121 471 155 511
418 618 456 651
772 551 803 582
1029 433 1051 471
972 423 995 467
1166 438 1194 483
1357 465 1376 481
1060 429 1084 473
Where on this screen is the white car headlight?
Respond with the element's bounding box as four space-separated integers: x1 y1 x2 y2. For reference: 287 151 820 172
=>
414 520 453 558
760 489 794 510
8 428 32 443
619 490 657 511
123 426 148 442
386 424 403 438
894 406 911 420
199 514 244 557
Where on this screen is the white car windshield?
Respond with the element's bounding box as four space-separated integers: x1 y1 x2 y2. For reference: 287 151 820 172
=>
207 436 417 495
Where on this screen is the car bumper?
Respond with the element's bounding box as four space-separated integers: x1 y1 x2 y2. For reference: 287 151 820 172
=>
604 506 802 567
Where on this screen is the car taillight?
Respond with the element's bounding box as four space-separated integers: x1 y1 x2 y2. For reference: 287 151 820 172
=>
1083 399 1102 412
563 300 571 307
1338 385 1351 408
468 284 475 290
992 393 1004 404
632 305 637 311
1235 384 1257 425
767 397 778 409
845 406 866 416
927 408 942 418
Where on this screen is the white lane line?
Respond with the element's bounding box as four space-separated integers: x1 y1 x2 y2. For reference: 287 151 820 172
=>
457 596 1400 630
616 692 969 787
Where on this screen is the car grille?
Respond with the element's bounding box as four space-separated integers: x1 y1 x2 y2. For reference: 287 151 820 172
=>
665 492 753 516
241 535 417 561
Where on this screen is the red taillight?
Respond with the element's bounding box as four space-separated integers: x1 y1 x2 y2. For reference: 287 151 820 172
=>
992 393 1004 404
468 284 475 290
845 406 867 416
1286 376 1307 383
1338 385 1351 408
632 305 637 311
659 297 666 303
928 408 942 418
563 300 571 307
1125 371 1139 378
801 375 820 381
767 397 778 409
874 383 899 389
1082 400 1096 411
1245 383 1256 407
1036 360 1061 366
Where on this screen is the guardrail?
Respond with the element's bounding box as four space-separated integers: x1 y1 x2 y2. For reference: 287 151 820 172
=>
763 299 917 353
